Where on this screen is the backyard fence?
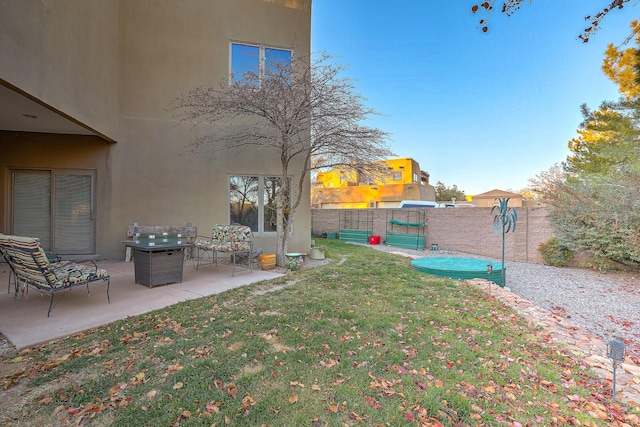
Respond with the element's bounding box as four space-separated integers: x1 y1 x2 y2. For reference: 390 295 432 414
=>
311 206 553 264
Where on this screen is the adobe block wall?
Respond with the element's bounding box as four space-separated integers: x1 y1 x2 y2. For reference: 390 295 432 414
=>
311 207 554 263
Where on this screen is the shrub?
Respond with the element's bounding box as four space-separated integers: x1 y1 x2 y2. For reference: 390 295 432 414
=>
538 237 574 267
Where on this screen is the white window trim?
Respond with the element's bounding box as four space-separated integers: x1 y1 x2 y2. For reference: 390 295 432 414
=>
229 42 293 85
228 174 293 235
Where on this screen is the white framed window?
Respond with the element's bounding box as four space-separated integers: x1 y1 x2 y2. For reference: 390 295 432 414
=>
229 175 291 233
230 42 292 84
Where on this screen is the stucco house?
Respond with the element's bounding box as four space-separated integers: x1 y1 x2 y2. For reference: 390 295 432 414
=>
312 157 436 208
0 0 312 259
470 189 523 208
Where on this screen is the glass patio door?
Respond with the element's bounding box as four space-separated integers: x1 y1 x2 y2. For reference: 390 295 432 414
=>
12 170 95 254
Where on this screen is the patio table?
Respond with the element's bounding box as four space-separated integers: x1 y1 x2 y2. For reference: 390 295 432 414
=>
122 234 193 288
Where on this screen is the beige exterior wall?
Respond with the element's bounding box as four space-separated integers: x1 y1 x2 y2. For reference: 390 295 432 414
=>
0 1 120 139
471 189 523 208
0 0 312 259
311 206 555 263
0 132 112 253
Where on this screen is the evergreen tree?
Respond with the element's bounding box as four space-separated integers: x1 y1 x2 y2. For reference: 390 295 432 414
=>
434 181 466 202
541 22 640 268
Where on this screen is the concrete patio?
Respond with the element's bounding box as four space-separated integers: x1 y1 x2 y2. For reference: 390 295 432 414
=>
0 260 283 350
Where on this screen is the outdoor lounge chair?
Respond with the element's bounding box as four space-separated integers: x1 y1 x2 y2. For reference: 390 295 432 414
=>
194 224 254 276
2 233 63 292
2 247 60 294
0 234 110 316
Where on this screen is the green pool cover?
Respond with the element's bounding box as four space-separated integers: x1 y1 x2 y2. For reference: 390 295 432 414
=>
411 257 504 287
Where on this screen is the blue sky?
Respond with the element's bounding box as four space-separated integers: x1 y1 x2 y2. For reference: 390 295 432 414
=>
311 1 637 195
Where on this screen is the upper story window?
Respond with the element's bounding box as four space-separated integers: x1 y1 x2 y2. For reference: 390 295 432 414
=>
231 43 292 85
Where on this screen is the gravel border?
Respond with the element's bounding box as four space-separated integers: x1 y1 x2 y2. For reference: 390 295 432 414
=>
0 337 13 357
507 259 640 362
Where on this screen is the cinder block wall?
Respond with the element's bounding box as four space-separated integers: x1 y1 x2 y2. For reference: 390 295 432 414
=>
311 207 554 263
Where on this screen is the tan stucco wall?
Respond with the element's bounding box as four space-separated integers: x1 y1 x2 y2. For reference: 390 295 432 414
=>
1 0 312 259
0 132 112 248
311 207 554 263
102 0 312 259
0 1 120 139
471 190 523 208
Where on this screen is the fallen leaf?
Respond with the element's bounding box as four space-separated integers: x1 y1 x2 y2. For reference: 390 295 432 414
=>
206 401 222 414
130 372 145 385
483 385 495 394
227 385 238 398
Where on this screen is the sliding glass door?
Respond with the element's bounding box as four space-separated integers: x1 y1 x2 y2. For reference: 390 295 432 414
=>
11 170 95 254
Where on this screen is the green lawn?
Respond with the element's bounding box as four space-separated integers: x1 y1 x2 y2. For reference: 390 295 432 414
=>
1 240 636 426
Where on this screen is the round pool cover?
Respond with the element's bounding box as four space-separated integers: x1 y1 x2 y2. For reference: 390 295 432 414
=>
411 257 504 287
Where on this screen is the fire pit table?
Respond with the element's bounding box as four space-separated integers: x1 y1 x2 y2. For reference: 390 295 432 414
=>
122 234 192 288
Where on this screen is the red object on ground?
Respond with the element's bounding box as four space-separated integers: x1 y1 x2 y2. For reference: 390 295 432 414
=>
369 235 381 245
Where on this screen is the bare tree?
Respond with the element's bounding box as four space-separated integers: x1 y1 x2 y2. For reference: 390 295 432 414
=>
172 52 394 265
527 163 566 200
471 0 635 42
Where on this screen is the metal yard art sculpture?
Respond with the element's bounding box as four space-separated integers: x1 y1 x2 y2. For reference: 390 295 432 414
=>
491 198 517 288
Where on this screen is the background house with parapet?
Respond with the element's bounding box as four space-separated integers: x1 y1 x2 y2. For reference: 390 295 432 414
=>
470 189 523 207
312 158 436 209
0 0 312 259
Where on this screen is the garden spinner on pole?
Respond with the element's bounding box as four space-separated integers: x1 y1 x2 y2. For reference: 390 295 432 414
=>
491 198 517 288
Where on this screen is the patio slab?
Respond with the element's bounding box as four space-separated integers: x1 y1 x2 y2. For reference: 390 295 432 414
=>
0 260 283 350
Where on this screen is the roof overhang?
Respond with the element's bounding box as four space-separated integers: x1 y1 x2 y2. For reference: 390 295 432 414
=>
0 81 115 142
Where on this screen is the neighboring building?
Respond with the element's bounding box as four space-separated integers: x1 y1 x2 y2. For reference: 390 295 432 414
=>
470 189 523 207
312 158 436 208
0 0 312 259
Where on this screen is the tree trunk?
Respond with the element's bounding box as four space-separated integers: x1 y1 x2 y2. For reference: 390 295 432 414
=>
275 208 287 267
275 179 289 267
